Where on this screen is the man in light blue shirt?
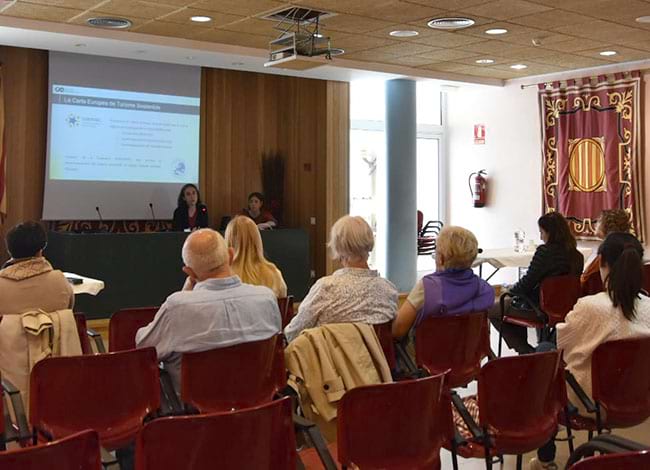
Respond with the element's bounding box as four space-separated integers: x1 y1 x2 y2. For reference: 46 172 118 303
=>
136 228 281 394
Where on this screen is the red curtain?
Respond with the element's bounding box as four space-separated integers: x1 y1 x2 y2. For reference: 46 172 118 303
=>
539 72 644 240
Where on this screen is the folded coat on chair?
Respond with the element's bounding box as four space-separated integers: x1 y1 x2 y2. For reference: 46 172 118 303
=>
285 323 392 423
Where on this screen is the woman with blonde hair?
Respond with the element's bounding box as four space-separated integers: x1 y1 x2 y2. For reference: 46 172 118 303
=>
225 216 287 298
392 226 494 338
284 215 397 342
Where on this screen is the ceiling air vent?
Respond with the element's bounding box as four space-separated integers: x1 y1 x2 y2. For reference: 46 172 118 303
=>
86 17 132 29
260 6 335 24
427 17 475 30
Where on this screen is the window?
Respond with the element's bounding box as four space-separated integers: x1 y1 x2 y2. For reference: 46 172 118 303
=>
349 79 446 274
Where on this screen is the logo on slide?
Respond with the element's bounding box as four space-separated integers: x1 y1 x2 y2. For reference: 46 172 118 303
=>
66 114 80 127
172 159 186 178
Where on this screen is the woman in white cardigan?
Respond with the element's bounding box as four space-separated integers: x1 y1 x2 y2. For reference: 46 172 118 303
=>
531 232 650 470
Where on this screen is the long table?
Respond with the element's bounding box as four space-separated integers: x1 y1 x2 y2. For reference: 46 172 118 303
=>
45 230 311 319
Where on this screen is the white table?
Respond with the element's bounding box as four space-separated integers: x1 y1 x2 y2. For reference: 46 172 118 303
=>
473 246 593 281
64 272 105 296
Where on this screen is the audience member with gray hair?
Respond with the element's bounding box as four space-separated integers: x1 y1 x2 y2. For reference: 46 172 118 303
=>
284 215 397 342
136 228 281 393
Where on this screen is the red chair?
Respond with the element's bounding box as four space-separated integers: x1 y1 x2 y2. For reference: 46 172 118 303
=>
339 374 446 469
74 312 93 355
581 270 603 297
181 335 285 413
416 311 492 388
498 274 581 356
373 322 397 370
563 336 650 437
30 348 160 451
0 377 4 451
109 307 158 352
448 351 561 470
278 296 295 329
0 429 101 470
417 211 443 256
136 397 296 470
570 450 650 469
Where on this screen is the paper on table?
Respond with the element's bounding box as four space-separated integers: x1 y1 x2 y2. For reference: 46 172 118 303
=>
63 272 105 296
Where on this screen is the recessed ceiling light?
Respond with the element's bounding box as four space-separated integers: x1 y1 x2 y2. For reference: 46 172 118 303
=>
389 30 419 37
476 58 495 64
135 49 147 54
510 64 528 70
190 15 212 23
635 15 650 23
86 17 132 29
231 62 245 66
74 43 86 47
186 56 195 60
427 17 475 30
599 50 617 56
485 28 508 35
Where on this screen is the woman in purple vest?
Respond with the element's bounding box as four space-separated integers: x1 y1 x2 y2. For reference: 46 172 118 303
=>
392 226 494 338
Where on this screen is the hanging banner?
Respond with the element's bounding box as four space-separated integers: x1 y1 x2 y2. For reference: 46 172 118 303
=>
538 72 644 240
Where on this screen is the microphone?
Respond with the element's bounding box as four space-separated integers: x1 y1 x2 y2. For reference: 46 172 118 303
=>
149 203 157 224
95 206 104 224
199 203 207 213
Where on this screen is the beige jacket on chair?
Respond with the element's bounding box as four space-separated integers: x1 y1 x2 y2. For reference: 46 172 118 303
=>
0 257 79 411
285 323 392 430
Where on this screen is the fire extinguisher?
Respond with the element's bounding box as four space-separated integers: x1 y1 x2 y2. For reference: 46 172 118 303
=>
468 170 487 208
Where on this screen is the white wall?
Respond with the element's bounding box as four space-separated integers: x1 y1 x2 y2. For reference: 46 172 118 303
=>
447 85 542 246
446 84 543 283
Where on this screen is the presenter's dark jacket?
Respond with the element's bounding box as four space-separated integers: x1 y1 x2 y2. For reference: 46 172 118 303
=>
172 205 209 231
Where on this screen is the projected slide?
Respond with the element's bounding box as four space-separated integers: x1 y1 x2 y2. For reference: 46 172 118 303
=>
49 84 200 183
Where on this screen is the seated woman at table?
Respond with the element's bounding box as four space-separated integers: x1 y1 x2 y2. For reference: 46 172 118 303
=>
581 209 631 290
240 192 276 230
284 215 397 342
530 232 650 470
172 183 209 232
225 215 287 298
392 226 494 339
490 212 584 354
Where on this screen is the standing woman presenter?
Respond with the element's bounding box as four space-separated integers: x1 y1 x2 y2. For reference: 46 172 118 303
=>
172 183 209 231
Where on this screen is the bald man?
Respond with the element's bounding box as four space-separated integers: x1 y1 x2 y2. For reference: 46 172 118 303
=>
135 228 281 393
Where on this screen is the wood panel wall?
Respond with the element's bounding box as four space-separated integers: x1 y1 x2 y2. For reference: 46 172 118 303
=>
0 47 48 263
0 46 349 276
200 68 349 277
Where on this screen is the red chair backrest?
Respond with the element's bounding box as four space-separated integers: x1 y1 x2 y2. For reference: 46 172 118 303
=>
0 375 4 447
373 322 397 370
539 275 581 326
29 348 160 451
337 374 445 469
74 312 93 355
581 270 604 297
109 307 158 352
415 312 490 388
136 397 296 470
591 336 650 428
570 450 650 469
278 296 294 329
181 335 285 413
478 351 560 454
0 429 101 470
417 210 423 234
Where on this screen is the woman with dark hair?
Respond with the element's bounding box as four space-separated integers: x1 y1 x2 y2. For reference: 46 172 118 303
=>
172 183 209 231
491 212 584 354
530 232 650 470
240 192 276 230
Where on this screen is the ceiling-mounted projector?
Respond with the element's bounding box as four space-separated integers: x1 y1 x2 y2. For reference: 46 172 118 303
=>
262 7 342 70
